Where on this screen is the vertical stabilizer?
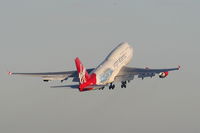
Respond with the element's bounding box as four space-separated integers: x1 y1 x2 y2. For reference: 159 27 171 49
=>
74 57 97 91
75 57 90 84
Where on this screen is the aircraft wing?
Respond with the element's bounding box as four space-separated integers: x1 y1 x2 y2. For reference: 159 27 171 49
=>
9 68 94 81
114 66 180 82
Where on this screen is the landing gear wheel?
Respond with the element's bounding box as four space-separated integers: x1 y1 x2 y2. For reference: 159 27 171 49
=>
99 87 104 90
109 83 115 90
109 86 112 90
112 85 115 89
121 81 127 88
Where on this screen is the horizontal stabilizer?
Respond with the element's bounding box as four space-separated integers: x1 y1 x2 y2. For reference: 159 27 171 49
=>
85 85 106 89
51 85 79 89
51 84 106 89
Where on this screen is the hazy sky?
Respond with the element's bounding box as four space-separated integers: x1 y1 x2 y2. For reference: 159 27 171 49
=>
0 0 200 133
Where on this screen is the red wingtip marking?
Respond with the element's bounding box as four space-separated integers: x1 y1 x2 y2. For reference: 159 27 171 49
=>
178 65 181 70
8 72 12 75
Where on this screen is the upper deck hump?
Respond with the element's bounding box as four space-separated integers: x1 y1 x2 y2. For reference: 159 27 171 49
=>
107 42 131 59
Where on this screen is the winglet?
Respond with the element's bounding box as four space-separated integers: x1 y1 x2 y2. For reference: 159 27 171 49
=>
7 72 13 75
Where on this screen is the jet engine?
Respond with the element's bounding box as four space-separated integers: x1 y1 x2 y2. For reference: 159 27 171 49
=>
159 72 169 78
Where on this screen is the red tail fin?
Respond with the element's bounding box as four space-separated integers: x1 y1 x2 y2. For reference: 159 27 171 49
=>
75 57 97 91
75 57 90 84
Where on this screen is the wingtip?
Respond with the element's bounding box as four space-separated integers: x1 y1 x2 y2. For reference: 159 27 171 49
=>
178 65 181 70
7 72 13 75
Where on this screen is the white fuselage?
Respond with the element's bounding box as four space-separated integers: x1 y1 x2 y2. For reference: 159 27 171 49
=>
93 42 133 85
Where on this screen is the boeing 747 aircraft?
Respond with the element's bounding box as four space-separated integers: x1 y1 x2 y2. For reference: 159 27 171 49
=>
8 42 180 91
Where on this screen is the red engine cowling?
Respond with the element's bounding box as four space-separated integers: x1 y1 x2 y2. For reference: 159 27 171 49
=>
159 72 169 78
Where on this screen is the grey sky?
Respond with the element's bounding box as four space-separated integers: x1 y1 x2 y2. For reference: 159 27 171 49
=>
0 0 200 133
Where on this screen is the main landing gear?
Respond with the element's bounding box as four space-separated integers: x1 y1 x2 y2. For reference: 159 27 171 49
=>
121 81 127 88
99 87 105 90
109 83 115 90
99 81 129 90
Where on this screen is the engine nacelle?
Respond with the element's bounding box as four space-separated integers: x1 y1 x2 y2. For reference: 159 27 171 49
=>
159 72 169 78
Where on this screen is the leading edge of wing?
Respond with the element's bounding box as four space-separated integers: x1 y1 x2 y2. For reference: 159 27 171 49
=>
119 65 180 75
9 71 73 76
8 68 95 77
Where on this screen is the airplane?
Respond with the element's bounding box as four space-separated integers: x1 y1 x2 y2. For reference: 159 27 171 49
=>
8 42 180 91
